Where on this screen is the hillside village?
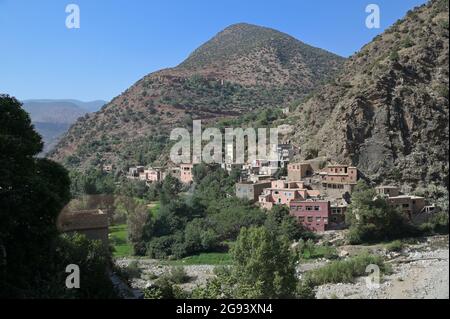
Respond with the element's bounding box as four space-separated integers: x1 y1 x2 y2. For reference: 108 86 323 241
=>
102 141 438 236
1 0 448 301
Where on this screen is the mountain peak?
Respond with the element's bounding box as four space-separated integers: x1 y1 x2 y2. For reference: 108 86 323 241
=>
178 22 342 71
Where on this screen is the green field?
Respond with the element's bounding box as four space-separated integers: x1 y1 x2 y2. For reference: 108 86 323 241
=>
110 224 133 257
167 252 232 266
148 201 160 217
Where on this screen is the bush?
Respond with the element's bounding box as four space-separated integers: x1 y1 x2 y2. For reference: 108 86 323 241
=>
385 240 404 252
305 252 390 286
346 181 418 244
124 261 142 279
144 276 188 299
169 266 190 284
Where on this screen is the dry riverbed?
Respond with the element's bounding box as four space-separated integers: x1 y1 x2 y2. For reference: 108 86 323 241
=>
315 235 449 299
114 235 449 299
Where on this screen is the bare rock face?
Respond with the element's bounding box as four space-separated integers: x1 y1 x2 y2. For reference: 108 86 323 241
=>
290 0 449 187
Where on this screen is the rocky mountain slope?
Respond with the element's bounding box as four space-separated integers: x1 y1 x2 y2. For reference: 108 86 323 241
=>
48 23 344 170
288 0 449 187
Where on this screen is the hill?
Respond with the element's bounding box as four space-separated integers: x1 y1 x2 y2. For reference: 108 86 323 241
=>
23 99 107 154
49 23 345 170
287 0 449 187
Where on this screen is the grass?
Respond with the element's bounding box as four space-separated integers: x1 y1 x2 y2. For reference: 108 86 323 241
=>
299 244 338 260
167 252 232 266
385 240 404 252
304 252 391 287
297 239 338 260
110 224 134 257
148 201 160 218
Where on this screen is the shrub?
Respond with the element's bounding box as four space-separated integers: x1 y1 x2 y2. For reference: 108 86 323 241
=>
125 261 142 279
169 266 190 284
385 240 404 252
305 252 390 286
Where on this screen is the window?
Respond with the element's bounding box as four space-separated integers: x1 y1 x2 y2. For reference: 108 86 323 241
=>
307 217 313 222
316 217 321 222
402 204 409 208
314 206 320 211
306 206 313 211
299 217 305 222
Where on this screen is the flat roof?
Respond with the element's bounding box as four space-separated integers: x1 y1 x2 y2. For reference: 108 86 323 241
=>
389 195 425 200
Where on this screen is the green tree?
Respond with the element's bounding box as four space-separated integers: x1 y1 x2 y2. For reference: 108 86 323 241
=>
264 205 304 241
345 181 416 243
231 227 297 298
0 95 71 297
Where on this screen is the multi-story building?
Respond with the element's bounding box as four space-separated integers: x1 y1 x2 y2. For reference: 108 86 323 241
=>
290 200 331 232
376 186 426 220
180 164 194 184
375 185 401 197
318 165 358 199
321 165 358 185
139 167 163 183
287 163 313 181
258 180 320 210
236 180 273 203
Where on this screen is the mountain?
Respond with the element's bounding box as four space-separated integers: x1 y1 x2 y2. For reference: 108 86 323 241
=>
22 99 107 154
23 99 106 113
287 0 449 187
49 23 345 170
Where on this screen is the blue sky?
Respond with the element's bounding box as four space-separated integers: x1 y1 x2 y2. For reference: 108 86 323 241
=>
0 0 427 102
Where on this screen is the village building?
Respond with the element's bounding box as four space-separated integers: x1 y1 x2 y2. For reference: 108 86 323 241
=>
139 167 163 183
236 180 272 203
290 200 331 232
58 209 109 246
128 166 145 179
180 164 194 184
287 163 314 181
376 186 427 220
375 185 401 197
273 143 294 167
316 165 358 200
162 167 181 180
258 180 320 210
387 195 426 219
330 200 348 228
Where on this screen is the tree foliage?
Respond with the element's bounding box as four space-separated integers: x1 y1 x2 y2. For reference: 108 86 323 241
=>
345 181 417 244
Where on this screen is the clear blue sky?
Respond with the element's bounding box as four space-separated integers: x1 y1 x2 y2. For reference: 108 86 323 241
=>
0 0 427 102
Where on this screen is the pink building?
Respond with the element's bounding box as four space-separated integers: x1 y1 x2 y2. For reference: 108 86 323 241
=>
180 164 194 184
258 180 320 210
290 200 331 232
321 165 358 185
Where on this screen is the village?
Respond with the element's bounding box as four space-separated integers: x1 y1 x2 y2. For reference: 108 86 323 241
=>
98 142 438 235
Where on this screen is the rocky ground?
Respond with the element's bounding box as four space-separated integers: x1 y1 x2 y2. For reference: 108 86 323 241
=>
115 258 216 292
315 235 449 299
114 235 449 299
